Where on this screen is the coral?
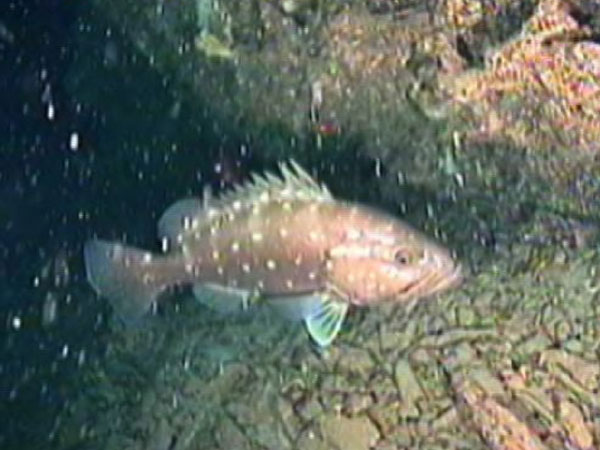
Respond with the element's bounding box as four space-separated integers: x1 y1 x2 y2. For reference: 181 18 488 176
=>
441 0 600 152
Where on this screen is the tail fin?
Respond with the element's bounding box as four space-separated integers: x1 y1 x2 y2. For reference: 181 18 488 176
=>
84 239 164 321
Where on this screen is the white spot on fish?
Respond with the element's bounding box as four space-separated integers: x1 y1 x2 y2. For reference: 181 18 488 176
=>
279 228 289 238
329 245 370 258
294 254 303 266
309 231 319 242
142 252 153 264
210 226 218 236
185 263 193 274
217 266 224 275
282 201 292 211
346 228 361 240
232 200 242 211
346 274 355 283
212 250 220 260
183 216 192 230
251 232 263 242
208 208 219 219
161 237 169 253
231 241 240 252
242 263 251 273
286 279 294 289
308 271 317 280
325 260 333 271
257 280 265 289
382 265 400 277
259 191 270 203
266 259 277 270
366 231 395 245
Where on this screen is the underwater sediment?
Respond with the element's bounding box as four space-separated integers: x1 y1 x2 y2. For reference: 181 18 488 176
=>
58 233 600 449
50 0 600 448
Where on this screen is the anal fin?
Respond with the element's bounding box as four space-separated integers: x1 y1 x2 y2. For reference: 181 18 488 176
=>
193 283 253 315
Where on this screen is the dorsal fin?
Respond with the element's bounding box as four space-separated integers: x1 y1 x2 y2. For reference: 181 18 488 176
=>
156 160 332 248
215 160 332 208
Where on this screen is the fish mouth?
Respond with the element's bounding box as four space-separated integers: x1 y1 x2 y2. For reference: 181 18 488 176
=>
430 263 463 295
424 248 463 296
401 262 463 299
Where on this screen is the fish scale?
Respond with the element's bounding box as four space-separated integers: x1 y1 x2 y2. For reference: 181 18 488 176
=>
84 160 462 347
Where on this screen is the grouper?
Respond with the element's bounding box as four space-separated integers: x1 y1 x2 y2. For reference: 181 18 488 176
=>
84 161 462 346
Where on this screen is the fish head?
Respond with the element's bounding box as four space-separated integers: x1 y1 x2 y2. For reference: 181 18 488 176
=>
325 213 462 305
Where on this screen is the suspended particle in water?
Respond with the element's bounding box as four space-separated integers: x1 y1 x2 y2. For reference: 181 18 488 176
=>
42 292 58 327
78 350 86 366
11 316 21 330
69 132 79 151
47 103 55 120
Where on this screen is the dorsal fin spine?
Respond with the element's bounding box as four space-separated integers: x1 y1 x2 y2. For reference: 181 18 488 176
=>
157 160 332 245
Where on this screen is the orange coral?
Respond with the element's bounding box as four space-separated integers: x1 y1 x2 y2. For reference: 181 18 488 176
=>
442 0 600 152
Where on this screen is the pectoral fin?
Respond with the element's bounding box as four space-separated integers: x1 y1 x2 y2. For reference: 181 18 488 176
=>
265 293 348 347
304 296 348 347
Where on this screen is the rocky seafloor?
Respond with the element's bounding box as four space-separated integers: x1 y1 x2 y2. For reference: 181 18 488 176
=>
57 232 600 449
16 0 600 448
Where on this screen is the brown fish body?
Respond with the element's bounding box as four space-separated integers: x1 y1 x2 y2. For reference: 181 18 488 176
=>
84 161 461 346
180 199 332 296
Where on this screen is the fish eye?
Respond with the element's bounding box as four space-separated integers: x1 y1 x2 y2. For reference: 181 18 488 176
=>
394 249 411 265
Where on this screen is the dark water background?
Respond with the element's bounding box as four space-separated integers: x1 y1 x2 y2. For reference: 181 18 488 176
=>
1 1 381 446
0 1 261 447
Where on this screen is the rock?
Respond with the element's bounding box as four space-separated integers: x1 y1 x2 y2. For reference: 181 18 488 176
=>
319 414 380 450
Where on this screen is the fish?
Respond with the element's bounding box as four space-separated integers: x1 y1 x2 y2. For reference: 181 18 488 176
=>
84 161 462 347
